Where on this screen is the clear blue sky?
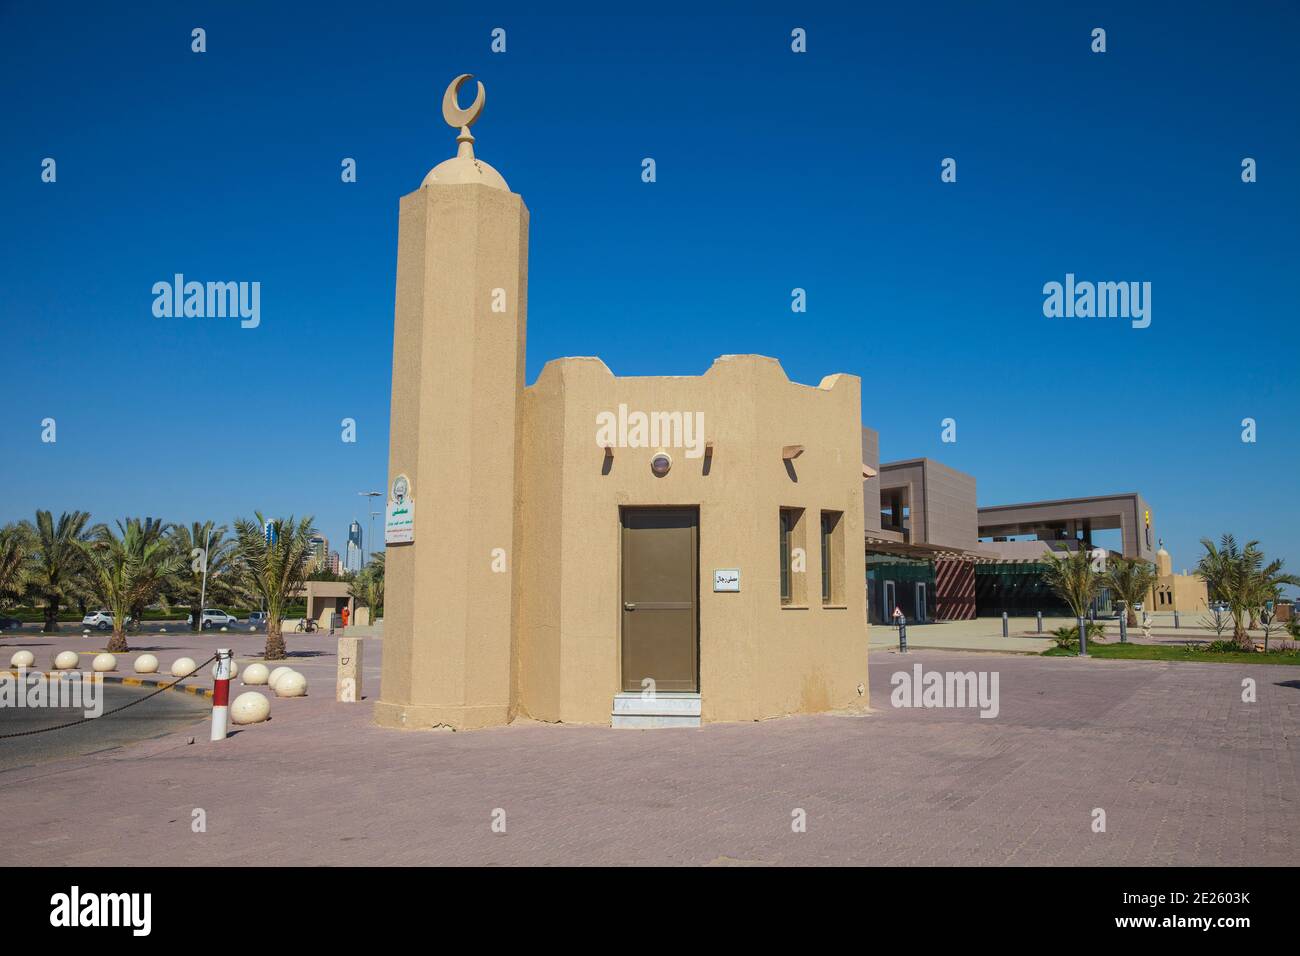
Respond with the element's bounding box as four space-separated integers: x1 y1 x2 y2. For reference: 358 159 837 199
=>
2 2 1297 582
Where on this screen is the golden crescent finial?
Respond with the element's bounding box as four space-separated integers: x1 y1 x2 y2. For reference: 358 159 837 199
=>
442 74 485 130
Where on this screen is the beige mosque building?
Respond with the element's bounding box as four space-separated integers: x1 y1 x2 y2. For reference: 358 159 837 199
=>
1148 541 1209 616
374 77 869 730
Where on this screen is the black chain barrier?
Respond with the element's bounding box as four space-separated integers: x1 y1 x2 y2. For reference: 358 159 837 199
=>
0 653 219 740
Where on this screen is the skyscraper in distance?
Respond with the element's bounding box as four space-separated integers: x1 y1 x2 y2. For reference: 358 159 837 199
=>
345 519 364 573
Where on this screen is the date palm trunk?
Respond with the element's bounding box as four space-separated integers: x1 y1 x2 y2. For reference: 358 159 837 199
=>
1233 614 1251 648
106 629 129 653
264 622 286 661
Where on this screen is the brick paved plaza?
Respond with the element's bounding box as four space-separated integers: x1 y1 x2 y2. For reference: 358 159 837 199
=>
1 634 1296 866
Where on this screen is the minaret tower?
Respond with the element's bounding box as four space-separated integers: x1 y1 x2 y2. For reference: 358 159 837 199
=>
1156 538 1172 576
374 75 527 730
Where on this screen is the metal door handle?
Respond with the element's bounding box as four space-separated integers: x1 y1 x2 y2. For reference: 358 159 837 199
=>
624 603 637 611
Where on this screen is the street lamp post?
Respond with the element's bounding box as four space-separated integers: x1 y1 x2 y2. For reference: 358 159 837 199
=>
358 491 383 567
198 524 211 631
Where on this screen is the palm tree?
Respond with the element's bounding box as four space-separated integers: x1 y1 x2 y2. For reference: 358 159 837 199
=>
1196 534 1239 606
368 551 384 614
349 551 385 619
23 510 94 632
1104 557 1159 627
1244 548 1299 641
125 517 172 630
168 521 246 630
1041 548 1100 621
234 513 316 660
79 518 185 653
0 523 35 606
1196 535 1300 647
1197 535 1249 643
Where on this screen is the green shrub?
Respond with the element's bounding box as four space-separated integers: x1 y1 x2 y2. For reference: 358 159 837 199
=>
1051 622 1107 648
1205 639 1242 653
1051 626 1075 648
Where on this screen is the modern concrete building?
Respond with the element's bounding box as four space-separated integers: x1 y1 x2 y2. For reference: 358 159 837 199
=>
865 453 981 623
375 77 868 731
859 437 1177 622
977 493 1157 562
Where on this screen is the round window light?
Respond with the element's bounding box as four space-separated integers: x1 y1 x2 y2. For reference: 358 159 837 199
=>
650 452 672 477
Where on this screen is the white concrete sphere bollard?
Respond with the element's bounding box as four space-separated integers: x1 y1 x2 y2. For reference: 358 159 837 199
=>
242 662 270 685
274 670 307 698
92 653 117 672
230 691 271 725
170 657 197 677
54 650 80 670
82 629 90 636
134 653 159 674
10 650 35 668
268 665 293 690
220 626 228 632
211 658 239 679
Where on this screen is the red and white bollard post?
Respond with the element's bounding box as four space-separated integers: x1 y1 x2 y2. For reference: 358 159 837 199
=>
211 648 232 741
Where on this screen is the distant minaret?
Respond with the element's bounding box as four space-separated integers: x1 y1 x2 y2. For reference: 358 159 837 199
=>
1156 538 1172 577
374 75 527 730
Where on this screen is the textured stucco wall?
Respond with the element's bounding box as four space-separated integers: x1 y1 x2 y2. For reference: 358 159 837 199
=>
1150 574 1208 614
374 182 528 731
516 355 869 724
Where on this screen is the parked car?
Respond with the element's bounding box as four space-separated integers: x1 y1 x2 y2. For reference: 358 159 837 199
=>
248 611 268 627
0 614 23 630
189 608 240 630
82 610 131 630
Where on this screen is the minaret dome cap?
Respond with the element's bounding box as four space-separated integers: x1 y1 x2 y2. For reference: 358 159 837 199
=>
422 74 509 191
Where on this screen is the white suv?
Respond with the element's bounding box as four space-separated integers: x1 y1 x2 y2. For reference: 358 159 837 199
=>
191 609 239 630
82 610 130 630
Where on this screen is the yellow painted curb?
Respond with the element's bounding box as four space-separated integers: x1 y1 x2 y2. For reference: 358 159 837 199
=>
0 670 212 699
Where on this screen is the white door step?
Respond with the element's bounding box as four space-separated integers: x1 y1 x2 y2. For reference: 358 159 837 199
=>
611 713 701 729
612 692 701 715
611 692 701 728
